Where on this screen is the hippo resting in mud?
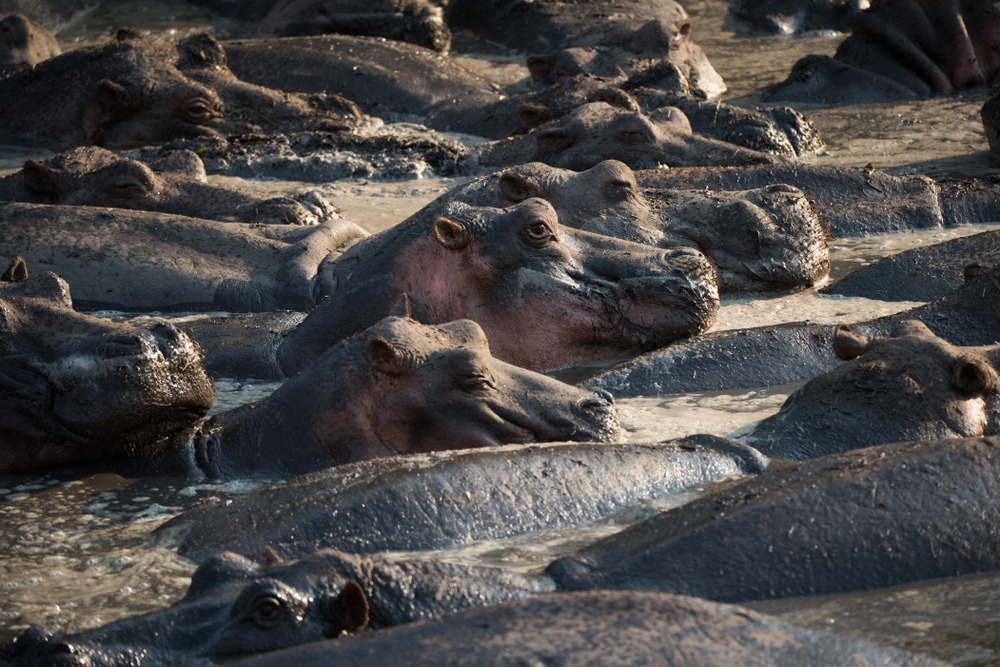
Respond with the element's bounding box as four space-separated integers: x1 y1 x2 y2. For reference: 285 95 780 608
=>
0 30 361 150
0 270 620 474
443 160 830 293
730 0 866 34
0 13 60 66
767 0 1000 104
0 147 339 226
445 0 727 99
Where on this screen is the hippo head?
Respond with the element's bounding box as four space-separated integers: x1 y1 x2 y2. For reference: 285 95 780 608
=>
0 13 61 66
0 258 214 472
0 550 370 666
738 320 1000 460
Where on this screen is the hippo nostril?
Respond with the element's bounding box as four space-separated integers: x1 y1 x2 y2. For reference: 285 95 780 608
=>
40 642 75 656
592 388 615 406
578 390 615 413
766 184 800 194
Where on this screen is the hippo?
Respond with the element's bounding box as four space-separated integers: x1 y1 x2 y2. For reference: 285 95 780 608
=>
275 197 720 375
586 262 1000 396
730 0 867 34
0 258 215 473
0 548 553 667
0 147 339 225
464 102 781 173
253 0 450 51
0 30 362 150
444 0 727 99
548 435 1000 603
736 320 1000 460
228 592 944 667
0 14 60 66
767 0 1000 104
161 436 767 565
442 160 831 293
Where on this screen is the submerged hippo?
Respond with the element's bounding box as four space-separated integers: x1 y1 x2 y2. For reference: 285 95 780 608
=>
0 30 361 150
0 258 214 473
731 0 866 34
0 13 60 66
444 160 830 293
0 147 338 225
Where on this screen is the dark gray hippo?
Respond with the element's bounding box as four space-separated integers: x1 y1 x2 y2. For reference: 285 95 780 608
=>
0 147 338 225
160 436 767 564
464 102 782 173
586 262 1000 396
253 0 450 51
228 592 943 667
442 160 831 293
0 548 552 667
0 30 362 150
730 0 867 34
767 0 1000 104
445 0 727 99
0 203 368 312
735 320 1000 460
0 13 59 65
0 258 215 473
549 435 1000 603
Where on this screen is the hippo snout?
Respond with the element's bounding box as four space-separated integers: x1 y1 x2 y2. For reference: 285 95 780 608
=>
0 628 85 667
573 389 620 441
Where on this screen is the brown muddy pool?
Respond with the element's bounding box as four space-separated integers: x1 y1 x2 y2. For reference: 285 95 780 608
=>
2 0 1000 663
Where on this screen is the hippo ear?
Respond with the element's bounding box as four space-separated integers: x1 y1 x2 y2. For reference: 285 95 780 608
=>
517 103 553 130
535 119 582 153
22 160 65 197
178 32 227 69
587 88 641 114
84 79 142 142
499 172 541 203
262 546 284 566
526 54 554 83
832 325 870 361
964 263 993 283
366 336 410 377
389 293 412 319
433 216 473 251
328 582 369 634
953 356 998 396
1 256 28 284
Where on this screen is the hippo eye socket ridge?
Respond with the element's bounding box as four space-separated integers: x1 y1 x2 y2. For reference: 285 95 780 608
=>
616 129 650 145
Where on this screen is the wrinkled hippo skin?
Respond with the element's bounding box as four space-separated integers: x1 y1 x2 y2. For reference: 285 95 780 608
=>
737 320 1000 460
731 0 866 34
277 197 719 374
229 592 944 667
179 318 620 478
768 0 1000 104
0 549 551 667
162 437 767 564
586 262 1000 395
445 0 726 99
0 147 339 225
465 102 781 173
0 258 214 473
253 0 450 51
0 203 368 312
0 13 59 65
443 160 831 293
0 30 361 150
549 435 1000 603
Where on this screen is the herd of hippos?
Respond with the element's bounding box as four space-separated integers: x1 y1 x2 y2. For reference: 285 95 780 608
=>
2 0 1000 664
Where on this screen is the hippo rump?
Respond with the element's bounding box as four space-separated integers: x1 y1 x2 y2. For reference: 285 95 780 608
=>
0 13 60 66
443 160 831 293
444 0 727 99
585 261 1000 396
548 434 1000 603
275 197 720 375
252 0 450 51
767 0 1000 104
0 147 339 225
0 549 553 667
0 30 362 150
161 436 767 564
730 0 866 34
228 592 943 667
0 258 214 473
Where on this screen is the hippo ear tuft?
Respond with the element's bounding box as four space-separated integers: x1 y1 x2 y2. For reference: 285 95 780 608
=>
517 103 553 130
535 120 581 153
1 256 28 284
366 336 410 377
433 216 472 251
833 325 870 360
953 356 998 396
262 546 283 566
499 172 540 203
389 293 412 319
22 160 64 197
526 54 554 83
329 581 369 635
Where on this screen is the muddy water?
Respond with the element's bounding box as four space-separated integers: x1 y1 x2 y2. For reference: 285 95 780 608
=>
1 0 999 663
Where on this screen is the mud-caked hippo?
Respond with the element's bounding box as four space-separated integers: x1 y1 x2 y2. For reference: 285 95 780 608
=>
275 197 720 375
0 30 362 150
445 160 830 292
0 147 339 225
0 13 60 66
0 258 214 473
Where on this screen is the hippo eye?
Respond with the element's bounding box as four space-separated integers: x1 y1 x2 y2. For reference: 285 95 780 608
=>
605 179 636 201
460 373 495 392
250 597 283 626
616 129 650 145
178 96 218 125
524 221 556 246
109 180 150 198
